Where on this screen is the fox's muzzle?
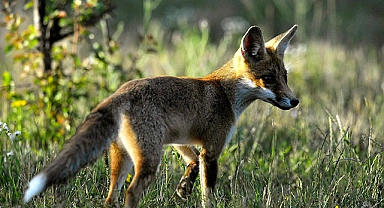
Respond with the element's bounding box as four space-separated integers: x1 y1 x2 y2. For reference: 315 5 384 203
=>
289 97 299 108
269 96 299 110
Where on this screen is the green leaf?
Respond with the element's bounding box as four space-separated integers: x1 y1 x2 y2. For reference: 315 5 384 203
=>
4 45 13 54
28 39 38 48
24 1 34 10
59 18 72 28
71 54 82 68
2 71 12 87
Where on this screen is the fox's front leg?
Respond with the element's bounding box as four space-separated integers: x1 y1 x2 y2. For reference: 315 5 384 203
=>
173 145 200 199
199 148 219 208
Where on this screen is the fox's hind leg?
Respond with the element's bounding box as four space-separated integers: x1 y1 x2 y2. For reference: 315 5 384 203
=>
119 115 162 208
120 142 162 208
105 141 133 207
173 145 200 199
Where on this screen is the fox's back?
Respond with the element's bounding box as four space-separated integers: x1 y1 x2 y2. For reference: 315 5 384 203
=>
106 76 234 145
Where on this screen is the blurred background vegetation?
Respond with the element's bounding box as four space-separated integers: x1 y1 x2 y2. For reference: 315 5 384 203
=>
1 0 383 145
0 0 383 207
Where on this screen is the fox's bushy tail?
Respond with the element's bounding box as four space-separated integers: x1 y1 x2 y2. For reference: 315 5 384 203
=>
24 105 120 202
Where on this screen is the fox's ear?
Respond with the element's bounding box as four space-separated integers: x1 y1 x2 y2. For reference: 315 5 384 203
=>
265 25 298 59
241 26 266 62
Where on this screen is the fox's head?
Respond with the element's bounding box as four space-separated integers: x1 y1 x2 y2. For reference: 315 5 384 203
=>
234 25 299 111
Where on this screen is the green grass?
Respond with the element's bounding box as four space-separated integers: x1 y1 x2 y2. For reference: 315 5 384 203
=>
1 23 384 207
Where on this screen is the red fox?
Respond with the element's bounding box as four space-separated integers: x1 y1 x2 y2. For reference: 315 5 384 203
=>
24 24 299 208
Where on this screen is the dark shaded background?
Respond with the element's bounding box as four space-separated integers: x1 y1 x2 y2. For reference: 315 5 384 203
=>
112 0 384 48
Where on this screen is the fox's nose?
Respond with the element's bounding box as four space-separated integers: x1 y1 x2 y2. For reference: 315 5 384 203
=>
290 98 299 107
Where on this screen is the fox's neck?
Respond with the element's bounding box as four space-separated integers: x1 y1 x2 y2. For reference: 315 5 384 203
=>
204 60 237 80
203 55 261 120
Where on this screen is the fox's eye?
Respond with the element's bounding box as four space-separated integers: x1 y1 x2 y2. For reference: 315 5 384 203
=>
262 75 275 84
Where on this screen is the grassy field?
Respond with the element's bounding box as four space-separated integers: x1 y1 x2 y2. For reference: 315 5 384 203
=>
1 22 384 207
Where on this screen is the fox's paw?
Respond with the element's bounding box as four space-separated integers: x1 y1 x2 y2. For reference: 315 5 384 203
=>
176 162 199 200
104 196 120 208
176 175 194 200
